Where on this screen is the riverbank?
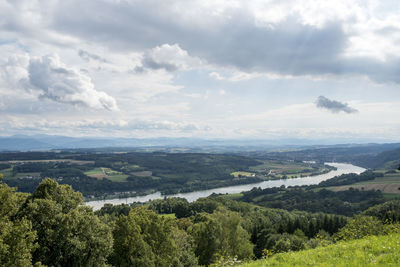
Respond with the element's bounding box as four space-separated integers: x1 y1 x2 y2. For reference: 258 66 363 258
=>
86 163 365 210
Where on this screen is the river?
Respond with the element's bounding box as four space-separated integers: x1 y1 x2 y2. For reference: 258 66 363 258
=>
86 163 365 210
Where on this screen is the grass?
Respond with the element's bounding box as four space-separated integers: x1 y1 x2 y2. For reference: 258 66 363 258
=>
84 167 129 182
382 193 400 201
224 193 244 200
14 172 41 178
231 171 256 178
240 233 400 267
84 167 105 176
131 171 153 177
329 172 400 194
249 160 314 175
0 168 14 179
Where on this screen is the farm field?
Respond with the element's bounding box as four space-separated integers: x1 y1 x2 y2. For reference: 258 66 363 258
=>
248 160 330 179
84 167 129 182
131 170 153 177
329 172 400 194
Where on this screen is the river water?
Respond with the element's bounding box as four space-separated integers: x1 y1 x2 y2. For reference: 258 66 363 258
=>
86 163 365 210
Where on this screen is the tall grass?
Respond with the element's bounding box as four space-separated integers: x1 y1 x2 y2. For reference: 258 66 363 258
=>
239 233 400 267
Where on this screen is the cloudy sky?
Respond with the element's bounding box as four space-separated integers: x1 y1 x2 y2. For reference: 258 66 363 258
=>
1 0 400 142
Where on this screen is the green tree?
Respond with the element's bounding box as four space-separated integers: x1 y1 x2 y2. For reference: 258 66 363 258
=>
171 229 198 267
334 215 385 241
191 208 254 265
0 183 37 266
17 178 112 267
110 207 179 267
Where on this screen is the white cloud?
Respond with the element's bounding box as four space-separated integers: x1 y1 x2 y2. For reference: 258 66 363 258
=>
1 0 400 141
1 54 119 111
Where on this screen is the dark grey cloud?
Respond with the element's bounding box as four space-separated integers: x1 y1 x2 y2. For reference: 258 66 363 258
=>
133 54 178 73
78 49 109 63
5 0 400 84
315 96 358 114
52 1 345 76
141 55 178 72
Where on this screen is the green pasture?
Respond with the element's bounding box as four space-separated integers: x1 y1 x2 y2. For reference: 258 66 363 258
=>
84 167 129 182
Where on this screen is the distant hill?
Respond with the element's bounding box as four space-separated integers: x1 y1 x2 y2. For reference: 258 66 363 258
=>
1 134 400 153
243 143 400 169
355 147 400 169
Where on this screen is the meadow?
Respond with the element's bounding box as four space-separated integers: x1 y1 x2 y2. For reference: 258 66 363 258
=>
239 233 400 267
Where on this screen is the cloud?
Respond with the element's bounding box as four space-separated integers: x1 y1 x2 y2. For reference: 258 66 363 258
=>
78 49 108 63
135 43 201 72
41 0 400 84
27 55 118 110
0 115 209 137
315 96 358 114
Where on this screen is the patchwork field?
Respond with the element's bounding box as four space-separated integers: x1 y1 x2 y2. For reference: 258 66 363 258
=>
247 160 328 179
84 167 129 182
329 172 400 194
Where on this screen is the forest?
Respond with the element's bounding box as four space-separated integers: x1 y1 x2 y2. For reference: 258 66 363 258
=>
1 145 400 266
1 176 400 266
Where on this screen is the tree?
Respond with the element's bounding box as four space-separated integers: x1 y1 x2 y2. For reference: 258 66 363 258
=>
110 207 179 267
17 179 112 266
171 229 198 267
334 215 384 241
191 208 254 265
0 183 37 266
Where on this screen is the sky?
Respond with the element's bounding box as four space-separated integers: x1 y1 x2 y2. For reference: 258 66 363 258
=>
0 0 400 142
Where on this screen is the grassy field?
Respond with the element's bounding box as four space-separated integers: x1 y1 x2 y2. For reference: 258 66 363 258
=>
84 167 129 182
329 172 400 194
239 233 400 267
250 160 313 174
131 171 153 177
231 171 256 178
247 160 327 180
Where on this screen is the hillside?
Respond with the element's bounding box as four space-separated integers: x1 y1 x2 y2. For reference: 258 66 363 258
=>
240 233 400 267
356 147 400 169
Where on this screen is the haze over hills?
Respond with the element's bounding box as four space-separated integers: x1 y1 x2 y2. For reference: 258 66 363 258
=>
1 134 400 151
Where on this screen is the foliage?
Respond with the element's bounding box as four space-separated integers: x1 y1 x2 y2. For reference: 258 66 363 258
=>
318 170 383 187
333 215 385 241
0 163 10 170
362 200 400 223
16 179 112 266
110 207 180 267
239 186 384 216
191 208 254 265
0 184 36 266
